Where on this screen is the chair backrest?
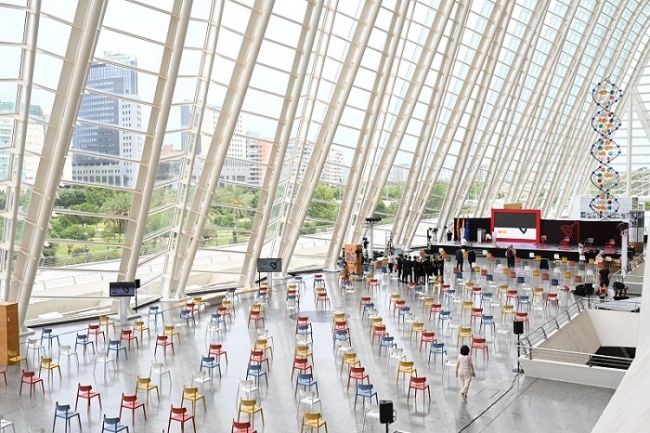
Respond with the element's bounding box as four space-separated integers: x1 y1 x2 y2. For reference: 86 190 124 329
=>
76 334 88 342
103 415 121 427
239 379 255 389
232 419 252 432
170 405 187 416
137 376 151 386
134 321 146 328
55 402 71 413
410 376 427 385
121 393 137 403
22 370 35 379
247 363 261 373
357 383 373 393
183 386 199 397
202 356 215 364
399 360 413 369
297 373 313 382
156 335 168 343
121 329 131 336
303 412 322 422
78 383 92 393
350 366 365 375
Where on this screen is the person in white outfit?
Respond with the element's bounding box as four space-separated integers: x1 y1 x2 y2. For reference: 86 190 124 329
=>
456 344 475 401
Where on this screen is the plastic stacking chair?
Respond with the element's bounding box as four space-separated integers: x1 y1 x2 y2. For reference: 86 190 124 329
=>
205 318 225 342
119 394 146 425
246 363 268 387
0 414 15 433
150 362 172 389
208 343 229 365
19 370 44 397
41 328 60 354
134 376 160 404
154 335 174 356
26 338 45 365
471 337 489 359
237 399 265 428
291 357 312 380
38 357 62 380
396 361 417 384
87 324 105 345
180 309 196 327
333 329 352 351
420 331 437 352
120 329 138 350
231 419 257 433
93 351 116 379
407 376 431 405
181 386 206 413
200 355 221 379
457 327 473 348
132 321 150 341
294 373 319 397
378 335 396 357
167 406 196 433
340 351 360 373
57 345 79 369
52 402 81 433
347 366 369 390
254 337 274 360
101 415 129 433
8 349 28 371
147 306 164 326
355 383 378 408
428 343 446 369
75 383 102 412
248 310 265 328
236 380 260 405
296 390 322 417
108 339 127 361
300 412 328 433
163 325 181 345
75 334 95 355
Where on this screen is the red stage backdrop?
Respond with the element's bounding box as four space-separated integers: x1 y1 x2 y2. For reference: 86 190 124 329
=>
491 209 541 243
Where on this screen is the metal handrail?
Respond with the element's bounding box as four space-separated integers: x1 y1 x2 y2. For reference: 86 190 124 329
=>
520 346 633 369
519 298 586 353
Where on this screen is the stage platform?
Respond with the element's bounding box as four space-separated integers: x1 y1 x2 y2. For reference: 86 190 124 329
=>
426 241 624 262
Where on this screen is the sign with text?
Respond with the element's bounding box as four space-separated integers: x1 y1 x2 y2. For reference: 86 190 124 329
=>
109 281 136 297
257 258 282 273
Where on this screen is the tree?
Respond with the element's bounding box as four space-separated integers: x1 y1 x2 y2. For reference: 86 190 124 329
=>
216 185 253 228
101 192 133 240
307 183 339 222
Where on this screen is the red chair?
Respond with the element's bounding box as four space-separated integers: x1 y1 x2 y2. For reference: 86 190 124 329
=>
420 331 437 352
393 299 406 315
604 239 616 254
208 343 229 365
87 324 105 345
506 290 519 305
371 326 388 345
217 306 232 324
232 419 257 433
186 301 200 319
347 366 369 390
291 357 312 380
248 311 265 328
333 320 349 335
119 393 146 425
154 335 174 356
429 303 442 321
470 308 483 325
538 235 548 248
75 383 102 412
19 370 44 397
359 297 372 312
168 405 196 433
250 350 270 371
559 236 571 250
120 329 139 350
514 312 529 331
407 376 431 404
315 292 330 309
545 293 559 310
471 337 489 359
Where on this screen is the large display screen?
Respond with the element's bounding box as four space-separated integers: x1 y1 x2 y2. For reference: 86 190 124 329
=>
491 209 540 243
109 281 136 297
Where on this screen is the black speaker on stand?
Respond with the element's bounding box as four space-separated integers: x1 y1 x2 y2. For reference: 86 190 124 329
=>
379 400 394 433
512 320 525 374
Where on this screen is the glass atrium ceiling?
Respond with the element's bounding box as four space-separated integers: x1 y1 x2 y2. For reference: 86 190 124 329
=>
1 0 650 325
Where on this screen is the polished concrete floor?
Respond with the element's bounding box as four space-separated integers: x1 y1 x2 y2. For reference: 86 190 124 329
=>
0 264 614 432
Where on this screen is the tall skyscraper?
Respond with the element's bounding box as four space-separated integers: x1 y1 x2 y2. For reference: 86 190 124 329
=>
72 52 142 188
0 101 45 182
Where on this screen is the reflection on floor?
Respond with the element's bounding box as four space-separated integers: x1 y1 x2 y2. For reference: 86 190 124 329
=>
0 266 613 432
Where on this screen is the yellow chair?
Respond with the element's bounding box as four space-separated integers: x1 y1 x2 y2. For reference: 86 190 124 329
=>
389 294 401 311
501 304 515 322
99 315 116 337
164 325 181 345
532 269 540 277
301 412 328 433
332 311 346 326
135 376 160 404
457 326 473 347
340 352 360 373
223 299 237 317
181 386 205 413
38 357 61 380
410 321 424 341
396 360 417 384
237 399 265 427
460 301 474 317
497 285 508 302
421 297 434 314
532 287 544 304
8 350 28 371
255 338 274 360
295 344 314 366
133 321 150 341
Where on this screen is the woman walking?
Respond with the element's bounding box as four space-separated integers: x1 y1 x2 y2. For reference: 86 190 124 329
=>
456 344 476 401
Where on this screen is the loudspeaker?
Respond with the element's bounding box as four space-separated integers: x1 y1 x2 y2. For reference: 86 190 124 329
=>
513 320 524 335
584 283 594 296
379 400 393 424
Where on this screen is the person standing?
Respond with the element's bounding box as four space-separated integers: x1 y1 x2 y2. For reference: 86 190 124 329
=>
467 249 476 274
599 265 611 289
506 245 516 268
456 344 476 401
388 254 394 274
455 248 464 273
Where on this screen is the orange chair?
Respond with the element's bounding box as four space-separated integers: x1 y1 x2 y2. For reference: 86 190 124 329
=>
119 393 146 425
19 370 44 397
506 290 519 305
470 308 483 325
75 383 102 412
232 419 257 433
154 335 174 356
208 343 229 365
407 376 431 404
347 366 369 390
471 337 489 358
167 405 196 433
120 329 139 350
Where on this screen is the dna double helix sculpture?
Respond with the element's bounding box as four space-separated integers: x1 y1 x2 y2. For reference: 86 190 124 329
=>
589 77 623 219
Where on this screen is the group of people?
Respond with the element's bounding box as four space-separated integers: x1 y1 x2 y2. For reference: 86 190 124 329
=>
395 254 446 285
454 248 476 272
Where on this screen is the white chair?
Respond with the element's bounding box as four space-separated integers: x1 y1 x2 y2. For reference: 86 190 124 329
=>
296 390 322 417
26 338 45 364
361 404 380 432
387 347 406 369
284 298 299 316
57 345 79 369
205 322 225 342
0 414 16 433
150 361 172 389
256 329 274 349
93 351 116 379
192 370 212 391
235 379 259 406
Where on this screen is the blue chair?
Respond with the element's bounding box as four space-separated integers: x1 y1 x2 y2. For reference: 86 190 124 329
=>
551 278 559 287
246 363 268 387
226 287 240 303
101 415 129 433
438 310 451 329
398 306 411 323
362 303 375 319
295 373 319 397
517 295 531 312
428 342 447 368
107 339 127 361
209 312 226 327
412 285 424 300
481 293 494 309
443 289 456 304
296 325 313 343
53 402 81 433
486 274 494 283
333 330 351 350
199 356 221 378
378 336 395 356
179 309 196 327
479 315 496 336
516 276 525 285
74 333 95 355
147 305 164 325
41 328 60 354
354 384 378 408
